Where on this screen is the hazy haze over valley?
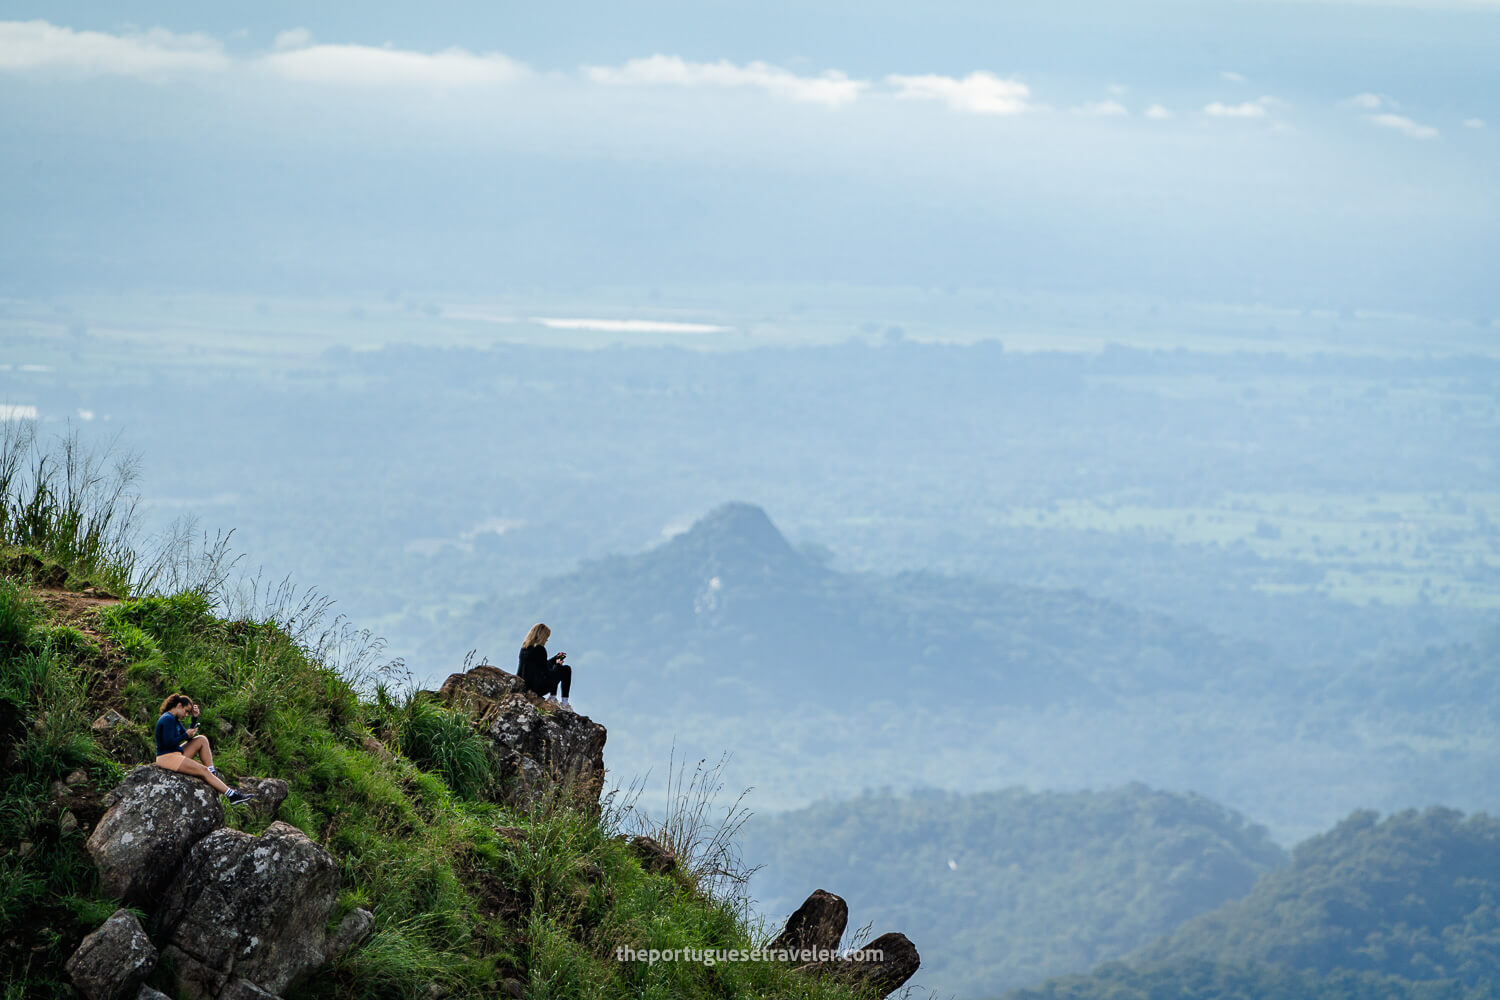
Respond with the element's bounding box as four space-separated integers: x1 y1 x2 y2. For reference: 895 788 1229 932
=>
3 2 1498 996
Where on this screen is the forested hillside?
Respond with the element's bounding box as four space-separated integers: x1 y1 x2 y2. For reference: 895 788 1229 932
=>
738 784 1286 996
1135 807 1500 982
1008 807 1500 1000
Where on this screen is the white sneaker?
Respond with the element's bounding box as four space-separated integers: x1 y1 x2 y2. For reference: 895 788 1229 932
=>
559 698 572 711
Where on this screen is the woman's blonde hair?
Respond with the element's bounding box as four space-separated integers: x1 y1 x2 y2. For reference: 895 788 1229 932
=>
522 623 551 649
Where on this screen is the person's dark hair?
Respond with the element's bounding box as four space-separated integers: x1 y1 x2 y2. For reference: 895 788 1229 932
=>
159 693 191 715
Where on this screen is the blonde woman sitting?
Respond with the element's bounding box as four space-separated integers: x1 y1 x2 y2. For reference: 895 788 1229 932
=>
517 623 573 709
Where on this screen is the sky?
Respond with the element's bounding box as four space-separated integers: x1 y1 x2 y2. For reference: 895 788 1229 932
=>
1 1 1497 316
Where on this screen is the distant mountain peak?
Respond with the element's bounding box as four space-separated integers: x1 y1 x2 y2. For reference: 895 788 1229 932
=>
692 501 784 538
669 502 800 574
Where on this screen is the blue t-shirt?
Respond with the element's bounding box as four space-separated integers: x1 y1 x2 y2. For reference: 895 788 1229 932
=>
154 713 189 756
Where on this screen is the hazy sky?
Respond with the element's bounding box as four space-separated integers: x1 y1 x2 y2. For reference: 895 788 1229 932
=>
2 1 1497 314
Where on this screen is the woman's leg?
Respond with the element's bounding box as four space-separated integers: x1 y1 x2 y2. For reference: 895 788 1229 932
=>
182 735 214 767
556 664 571 699
176 757 229 794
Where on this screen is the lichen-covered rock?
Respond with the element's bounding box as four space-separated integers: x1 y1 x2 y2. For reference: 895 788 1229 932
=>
236 776 289 821
136 987 172 1000
91 708 129 732
87 766 223 906
794 931 920 998
438 664 527 707
64 908 157 1000
769 889 848 953
156 821 353 999
480 697 607 811
324 907 376 963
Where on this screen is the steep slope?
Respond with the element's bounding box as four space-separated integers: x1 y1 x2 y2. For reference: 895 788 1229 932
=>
443 502 1263 711
0 554 890 1000
739 784 1286 997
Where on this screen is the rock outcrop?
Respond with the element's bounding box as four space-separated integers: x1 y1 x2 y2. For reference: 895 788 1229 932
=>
769 888 847 953
87 766 223 906
72 767 371 1000
773 890 920 999
438 663 527 706
437 665 608 811
156 821 371 999
794 932 921 998
64 909 157 1000
482 695 608 810
236 776 289 822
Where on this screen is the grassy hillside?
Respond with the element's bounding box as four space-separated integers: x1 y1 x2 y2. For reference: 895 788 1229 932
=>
739 785 1286 997
1006 807 1500 1000
0 438 876 1000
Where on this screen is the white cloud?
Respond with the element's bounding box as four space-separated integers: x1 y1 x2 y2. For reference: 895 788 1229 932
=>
1074 99 1129 117
1204 96 1276 118
1220 70 1248 84
1463 117 1486 129
0 19 228 77
273 28 313 51
885 71 1032 115
1145 103 1174 119
260 40 527 87
1105 82 1127 97
586 55 867 107
1345 92 1387 109
1367 112 1439 139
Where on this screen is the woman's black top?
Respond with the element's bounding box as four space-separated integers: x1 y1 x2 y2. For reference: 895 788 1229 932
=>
518 644 551 694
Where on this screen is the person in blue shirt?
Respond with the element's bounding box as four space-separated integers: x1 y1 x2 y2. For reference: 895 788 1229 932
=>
154 693 254 804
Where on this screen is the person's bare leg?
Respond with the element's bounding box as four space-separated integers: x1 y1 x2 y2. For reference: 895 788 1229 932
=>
182 735 214 767
178 757 228 794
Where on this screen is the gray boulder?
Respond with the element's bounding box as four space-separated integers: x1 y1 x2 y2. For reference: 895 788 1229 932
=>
480 697 607 811
91 708 129 732
156 821 370 999
324 906 376 964
236 776 289 821
769 889 848 955
136 988 172 1000
438 664 527 707
87 766 223 906
65 908 157 1000
795 931 921 999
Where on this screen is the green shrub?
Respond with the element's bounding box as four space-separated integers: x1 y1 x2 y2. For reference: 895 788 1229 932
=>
396 696 494 800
